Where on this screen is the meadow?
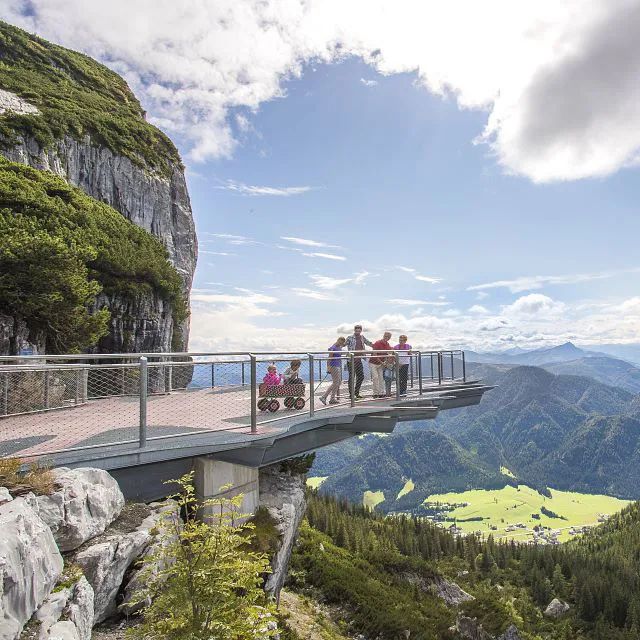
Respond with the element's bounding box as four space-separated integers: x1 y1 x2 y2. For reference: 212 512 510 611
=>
424 484 631 542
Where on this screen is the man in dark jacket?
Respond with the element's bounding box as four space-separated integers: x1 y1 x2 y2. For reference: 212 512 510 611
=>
345 324 373 400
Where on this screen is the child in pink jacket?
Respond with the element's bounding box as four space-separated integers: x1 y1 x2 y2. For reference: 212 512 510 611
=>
263 365 283 386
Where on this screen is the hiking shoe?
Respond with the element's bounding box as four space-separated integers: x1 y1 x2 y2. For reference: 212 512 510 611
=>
355 395 363 400
329 399 339 405
319 396 327 405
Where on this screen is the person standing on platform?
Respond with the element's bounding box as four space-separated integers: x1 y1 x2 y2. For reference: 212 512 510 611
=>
345 324 373 400
394 334 412 396
320 337 346 405
369 331 392 398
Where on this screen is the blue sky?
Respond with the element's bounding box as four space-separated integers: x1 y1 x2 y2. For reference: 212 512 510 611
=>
184 58 640 351
4 1 640 352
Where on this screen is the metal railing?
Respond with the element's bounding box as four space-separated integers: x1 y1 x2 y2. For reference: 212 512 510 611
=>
0 349 466 458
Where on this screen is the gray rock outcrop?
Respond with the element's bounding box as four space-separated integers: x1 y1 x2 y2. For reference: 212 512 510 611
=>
544 598 570 619
497 624 523 640
434 577 475 606
0 495 63 640
33 576 94 640
74 501 174 623
455 615 492 640
119 500 180 615
259 465 307 598
1 132 197 352
34 468 125 552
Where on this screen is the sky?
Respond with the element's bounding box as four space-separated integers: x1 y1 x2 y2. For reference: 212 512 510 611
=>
3 1 640 353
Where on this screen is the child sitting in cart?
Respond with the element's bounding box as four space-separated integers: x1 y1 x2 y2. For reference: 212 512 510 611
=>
263 365 283 386
283 359 303 384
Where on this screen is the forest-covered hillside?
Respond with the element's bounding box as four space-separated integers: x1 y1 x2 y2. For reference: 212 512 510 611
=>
285 492 640 640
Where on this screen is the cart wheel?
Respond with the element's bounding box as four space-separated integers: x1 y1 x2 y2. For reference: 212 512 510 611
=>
258 398 269 411
268 399 280 412
284 396 294 408
294 397 306 410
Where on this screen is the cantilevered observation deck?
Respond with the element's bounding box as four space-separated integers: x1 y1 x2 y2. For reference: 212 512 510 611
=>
0 350 491 500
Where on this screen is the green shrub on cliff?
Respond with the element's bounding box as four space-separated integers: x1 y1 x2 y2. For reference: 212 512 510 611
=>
0 158 185 352
0 21 181 175
128 474 278 640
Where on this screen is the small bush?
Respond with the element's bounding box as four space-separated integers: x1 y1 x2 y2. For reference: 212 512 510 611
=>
0 457 55 495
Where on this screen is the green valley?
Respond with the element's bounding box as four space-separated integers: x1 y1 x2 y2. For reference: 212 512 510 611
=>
424 485 630 542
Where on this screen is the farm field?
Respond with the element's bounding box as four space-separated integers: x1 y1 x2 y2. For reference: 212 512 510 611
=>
424 485 631 542
306 476 328 490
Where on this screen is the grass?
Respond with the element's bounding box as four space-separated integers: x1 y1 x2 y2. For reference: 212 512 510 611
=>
0 21 181 175
424 484 631 542
363 490 385 510
306 476 328 490
396 478 414 499
0 457 55 495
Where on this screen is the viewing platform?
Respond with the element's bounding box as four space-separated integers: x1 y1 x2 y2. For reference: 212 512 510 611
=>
0 350 491 500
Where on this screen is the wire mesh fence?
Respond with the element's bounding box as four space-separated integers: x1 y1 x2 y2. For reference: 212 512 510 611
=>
0 349 467 458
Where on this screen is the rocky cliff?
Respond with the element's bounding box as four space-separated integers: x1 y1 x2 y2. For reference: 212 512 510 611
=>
0 21 197 354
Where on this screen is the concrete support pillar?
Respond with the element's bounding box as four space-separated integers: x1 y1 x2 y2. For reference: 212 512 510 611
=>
193 458 259 520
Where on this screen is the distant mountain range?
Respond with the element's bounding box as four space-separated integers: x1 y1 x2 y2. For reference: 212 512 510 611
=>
312 365 640 512
466 341 640 367
465 342 640 393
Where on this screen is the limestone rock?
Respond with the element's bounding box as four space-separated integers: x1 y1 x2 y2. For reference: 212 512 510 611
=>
33 576 93 640
434 577 475 606
2 133 197 351
0 487 13 505
0 495 63 640
497 624 523 640
544 598 570 619
259 464 307 598
0 90 39 116
74 501 173 623
119 500 180 615
34 468 125 552
455 615 492 640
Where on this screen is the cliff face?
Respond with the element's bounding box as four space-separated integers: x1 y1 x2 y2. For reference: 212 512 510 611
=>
3 133 196 291
2 133 196 353
0 21 197 355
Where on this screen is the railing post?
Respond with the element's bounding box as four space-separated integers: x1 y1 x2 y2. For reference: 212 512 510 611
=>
308 354 315 417
75 368 81 405
250 355 257 433
317 359 322 383
2 371 8 415
395 351 400 400
167 357 173 393
438 352 443 386
121 367 126 395
211 362 215 388
410 353 414 388
43 370 50 409
350 353 355 407
450 352 454 381
462 351 466 382
242 361 246 387
139 356 148 448
418 351 423 395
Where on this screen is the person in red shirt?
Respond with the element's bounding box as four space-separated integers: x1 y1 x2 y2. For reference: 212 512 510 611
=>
369 331 392 397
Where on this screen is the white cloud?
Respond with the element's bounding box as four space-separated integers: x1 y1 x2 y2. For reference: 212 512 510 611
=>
309 275 353 290
281 236 340 249
302 252 347 261
360 78 378 87
414 275 441 284
217 180 313 196
353 270 371 285
199 250 236 256
9 1 640 181
385 299 450 307
468 305 490 314
502 293 566 316
291 288 333 301
468 270 618 293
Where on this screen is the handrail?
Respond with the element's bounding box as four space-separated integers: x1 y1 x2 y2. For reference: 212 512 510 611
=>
0 349 467 456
